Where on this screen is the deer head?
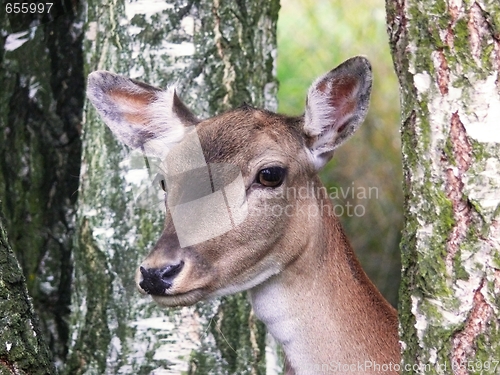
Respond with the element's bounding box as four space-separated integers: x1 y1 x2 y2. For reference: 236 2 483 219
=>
87 57 399 374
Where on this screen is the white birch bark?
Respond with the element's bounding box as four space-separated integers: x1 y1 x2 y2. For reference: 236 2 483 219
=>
387 1 500 374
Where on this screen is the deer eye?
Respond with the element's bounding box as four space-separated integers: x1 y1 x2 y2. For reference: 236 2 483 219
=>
257 167 286 187
159 178 167 192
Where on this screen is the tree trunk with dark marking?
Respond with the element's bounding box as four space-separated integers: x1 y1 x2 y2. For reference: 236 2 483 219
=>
0 0 84 367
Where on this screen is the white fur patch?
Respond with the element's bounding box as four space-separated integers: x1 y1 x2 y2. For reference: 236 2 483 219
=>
304 78 338 138
142 88 186 159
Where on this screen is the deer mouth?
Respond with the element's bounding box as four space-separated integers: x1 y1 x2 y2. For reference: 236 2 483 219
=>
136 260 213 306
150 289 207 307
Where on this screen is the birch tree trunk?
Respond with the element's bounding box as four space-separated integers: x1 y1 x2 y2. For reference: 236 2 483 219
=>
67 1 280 374
386 1 500 374
0 1 84 367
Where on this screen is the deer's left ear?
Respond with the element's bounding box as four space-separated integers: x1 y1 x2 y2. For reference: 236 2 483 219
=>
87 71 199 159
303 56 372 170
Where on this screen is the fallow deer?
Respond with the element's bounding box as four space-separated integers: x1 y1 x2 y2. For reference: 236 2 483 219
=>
87 56 399 375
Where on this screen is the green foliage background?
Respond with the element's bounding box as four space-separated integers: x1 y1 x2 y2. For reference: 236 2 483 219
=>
277 0 402 305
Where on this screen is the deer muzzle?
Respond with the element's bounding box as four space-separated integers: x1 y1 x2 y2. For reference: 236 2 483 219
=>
138 261 184 295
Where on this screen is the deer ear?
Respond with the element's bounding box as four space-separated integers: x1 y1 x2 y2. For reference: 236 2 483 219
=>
303 56 372 170
87 71 199 158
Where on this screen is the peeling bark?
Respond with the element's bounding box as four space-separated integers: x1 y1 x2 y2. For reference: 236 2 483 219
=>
444 112 472 278
452 280 494 375
387 0 500 374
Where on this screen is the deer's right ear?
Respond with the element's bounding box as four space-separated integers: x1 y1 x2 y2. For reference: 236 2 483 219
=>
87 71 199 158
303 57 372 170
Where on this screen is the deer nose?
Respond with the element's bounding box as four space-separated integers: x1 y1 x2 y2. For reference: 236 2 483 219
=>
139 261 184 295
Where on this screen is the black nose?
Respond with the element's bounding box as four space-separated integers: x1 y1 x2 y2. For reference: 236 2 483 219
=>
139 261 184 295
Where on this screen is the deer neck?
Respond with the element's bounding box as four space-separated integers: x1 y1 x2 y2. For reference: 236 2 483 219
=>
249 198 399 375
